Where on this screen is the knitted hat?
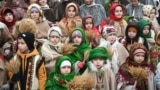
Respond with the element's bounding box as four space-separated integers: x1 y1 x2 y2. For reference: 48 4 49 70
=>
55 56 73 74
60 60 71 67
128 26 138 33
89 47 109 61
47 26 62 39
102 26 117 37
142 5 153 17
71 30 82 38
4 8 14 15
18 32 35 50
30 7 39 13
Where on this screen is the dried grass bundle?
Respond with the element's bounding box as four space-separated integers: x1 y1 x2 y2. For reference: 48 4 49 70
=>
5 58 20 74
128 66 148 80
85 30 95 42
61 43 76 55
68 74 95 90
106 47 114 59
83 50 90 62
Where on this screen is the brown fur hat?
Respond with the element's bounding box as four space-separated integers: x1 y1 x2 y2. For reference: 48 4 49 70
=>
68 74 95 90
12 18 37 38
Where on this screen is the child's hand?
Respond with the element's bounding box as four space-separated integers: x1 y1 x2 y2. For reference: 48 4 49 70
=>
77 62 85 69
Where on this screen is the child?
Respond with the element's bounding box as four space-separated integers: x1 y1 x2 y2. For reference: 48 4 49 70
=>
100 4 127 38
121 21 144 51
0 7 16 34
83 47 116 90
117 43 156 90
8 32 46 90
67 27 91 74
100 25 129 74
138 19 155 49
150 31 160 71
82 14 101 48
45 56 75 90
27 3 50 39
41 26 63 75
59 2 82 38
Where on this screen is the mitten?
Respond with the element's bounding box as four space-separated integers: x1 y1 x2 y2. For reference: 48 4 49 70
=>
77 62 85 69
11 72 20 82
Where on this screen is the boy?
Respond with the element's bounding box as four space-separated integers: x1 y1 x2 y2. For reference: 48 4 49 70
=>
8 32 46 90
83 47 116 90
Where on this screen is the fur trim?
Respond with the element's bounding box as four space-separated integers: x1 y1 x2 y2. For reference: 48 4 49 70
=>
12 18 37 38
68 74 95 90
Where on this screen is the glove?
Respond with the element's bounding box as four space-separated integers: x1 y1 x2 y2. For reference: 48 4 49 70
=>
11 72 20 82
77 62 85 69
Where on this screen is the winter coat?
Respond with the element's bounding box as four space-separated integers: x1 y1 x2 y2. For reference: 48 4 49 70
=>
83 62 116 90
8 48 47 90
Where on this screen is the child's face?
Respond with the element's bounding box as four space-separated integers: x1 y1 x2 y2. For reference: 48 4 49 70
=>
114 6 123 18
85 18 93 30
49 35 60 45
38 0 47 6
30 0 37 4
143 25 150 35
134 52 145 64
30 11 40 20
73 36 82 45
150 9 156 19
18 38 30 53
128 30 137 39
106 33 116 44
4 13 13 22
60 66 71 75
49 32 60 45
67 6 76 18
92 58 105 69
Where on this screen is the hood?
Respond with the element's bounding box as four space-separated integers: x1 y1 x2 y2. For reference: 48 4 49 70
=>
27 3 44 23
138 19 151 38
65 2 79 17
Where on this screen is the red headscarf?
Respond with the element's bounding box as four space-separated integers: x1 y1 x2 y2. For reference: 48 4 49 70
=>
109 4 124 21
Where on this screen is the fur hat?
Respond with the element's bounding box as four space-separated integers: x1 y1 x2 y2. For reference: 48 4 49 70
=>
102 26 117 37
18 32 35 50
89 47 109 61
142 5 153 17
12 18 37 38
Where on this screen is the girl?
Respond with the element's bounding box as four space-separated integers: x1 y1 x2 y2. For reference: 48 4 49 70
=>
83 47 116 90
82 14 101 48
59 2 82 38
67 27 91 74
45 56 75 90
100 4 127 38
100 25 129 74
121 21 143 51
27 3 50 39
0 7 16 34
117 43 156 90
138 19 155 49
41 26 63 75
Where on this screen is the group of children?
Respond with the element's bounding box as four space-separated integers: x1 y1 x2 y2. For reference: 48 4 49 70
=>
0 0 160 90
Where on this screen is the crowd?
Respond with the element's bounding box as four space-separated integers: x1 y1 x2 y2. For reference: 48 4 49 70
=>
0 0 160 90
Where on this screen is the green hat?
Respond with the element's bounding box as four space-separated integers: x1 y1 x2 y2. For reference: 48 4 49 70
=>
55 56 73 74
123 16 134 23
138 19 151 38
89 47 109 61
